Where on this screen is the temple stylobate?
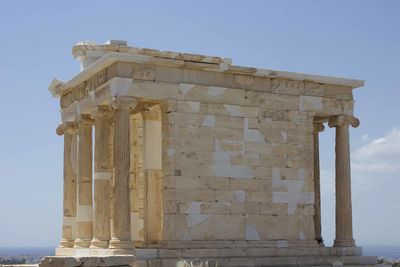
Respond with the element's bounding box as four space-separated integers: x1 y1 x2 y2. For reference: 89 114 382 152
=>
45 39 379 267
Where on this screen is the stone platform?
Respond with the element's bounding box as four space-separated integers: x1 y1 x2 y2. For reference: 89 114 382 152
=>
38 255 135 267
32 246 380 267
133 246 379 267
0 252 386 267
45 241 384 267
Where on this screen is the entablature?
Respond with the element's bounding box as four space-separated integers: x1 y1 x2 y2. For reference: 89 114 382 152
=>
50 40 363 122
50 41 364 99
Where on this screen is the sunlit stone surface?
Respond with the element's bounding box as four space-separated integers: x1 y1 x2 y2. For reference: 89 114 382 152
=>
40 40 381 266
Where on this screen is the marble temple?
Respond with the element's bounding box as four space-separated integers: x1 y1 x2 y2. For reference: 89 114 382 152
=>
39 40 380 267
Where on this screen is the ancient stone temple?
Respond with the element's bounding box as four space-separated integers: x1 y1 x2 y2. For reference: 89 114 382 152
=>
45 40 379 266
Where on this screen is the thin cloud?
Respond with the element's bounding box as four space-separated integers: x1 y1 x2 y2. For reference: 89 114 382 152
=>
352 127 400 173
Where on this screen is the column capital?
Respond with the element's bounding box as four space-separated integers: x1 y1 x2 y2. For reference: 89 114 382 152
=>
93 105 113 119
56 122 78 135
111 96 137 110
328 115 359 128
77 114 94 125
313 122 325 133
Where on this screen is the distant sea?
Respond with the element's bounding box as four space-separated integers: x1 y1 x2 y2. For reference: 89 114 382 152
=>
363 245 400 259
0 246 399 259
0 247 53 256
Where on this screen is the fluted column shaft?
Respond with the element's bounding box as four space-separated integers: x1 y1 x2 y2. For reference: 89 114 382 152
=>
74 115 94 248
329 115 359 247
57 123 78 248
313 122 324 245
91 106 113 248
109 97 136 251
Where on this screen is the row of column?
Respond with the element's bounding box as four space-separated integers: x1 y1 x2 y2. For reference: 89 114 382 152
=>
57 98 136 250
313 114 359 247
58 107 358 248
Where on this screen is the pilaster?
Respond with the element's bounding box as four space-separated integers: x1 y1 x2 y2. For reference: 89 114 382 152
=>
142 108 162 241
313 122 325 246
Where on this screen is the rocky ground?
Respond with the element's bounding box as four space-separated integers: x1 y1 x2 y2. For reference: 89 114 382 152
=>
0 255 43 264
1 255 399 266
378 257 400 266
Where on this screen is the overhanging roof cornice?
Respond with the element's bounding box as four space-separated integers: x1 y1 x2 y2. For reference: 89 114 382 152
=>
50 50 364 98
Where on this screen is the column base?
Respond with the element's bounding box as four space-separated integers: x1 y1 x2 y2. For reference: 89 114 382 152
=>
334 238 355 247
109 238 134 251
74 238 91 248
59 239 74 248
316 237 325 247
90 238 109 249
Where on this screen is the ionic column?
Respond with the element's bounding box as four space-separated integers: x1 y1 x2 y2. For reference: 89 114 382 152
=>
329 115 359 247
109 97 136 252
74 114 94 248
91 106 113 248
313 122 324 245
56 122 78 248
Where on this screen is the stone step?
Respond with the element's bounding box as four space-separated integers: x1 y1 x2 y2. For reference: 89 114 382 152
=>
136 247 364 260
136 255 378 267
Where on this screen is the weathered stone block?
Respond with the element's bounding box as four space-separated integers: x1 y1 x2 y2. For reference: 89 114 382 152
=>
39 256 136 267
185 215 246 240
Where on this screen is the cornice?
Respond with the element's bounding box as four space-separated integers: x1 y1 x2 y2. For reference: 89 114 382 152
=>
48 78 66 97
51 43 365 99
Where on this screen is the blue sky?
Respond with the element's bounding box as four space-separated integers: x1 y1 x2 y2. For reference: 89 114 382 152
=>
0 0 399 247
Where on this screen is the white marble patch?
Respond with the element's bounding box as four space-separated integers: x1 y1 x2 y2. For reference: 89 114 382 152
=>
168 148 176 156
244 129 265 142
287 180 305 193
276 240 288 248
280 131 288 143
207 86 226 96
188 214 209 228
182 231 191 241
272 167 280 179
131 212 144 241
224 104 241 117
180 84 195 95
214 140 245 154
298 169 305 180
110 78 133 97
244 118 265 143
202 115 215 127
299 96 323 111
273 191 315 215
186 202 201 214
213 152 231 165
246 225 261 240
299 229 306 240
215 165 252 179
233 190 246 203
